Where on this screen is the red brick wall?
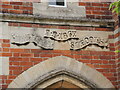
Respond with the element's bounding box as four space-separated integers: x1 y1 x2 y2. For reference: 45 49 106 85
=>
79 2 112 19
0 2 33 14
0 41 117 88
0 0 119 89
0 1 113 20
114 14 120 88
0 22 117 88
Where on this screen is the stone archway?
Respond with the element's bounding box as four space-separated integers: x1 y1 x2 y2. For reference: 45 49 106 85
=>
8 56 114 89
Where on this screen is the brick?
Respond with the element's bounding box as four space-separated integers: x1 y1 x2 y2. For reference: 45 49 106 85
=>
109 43 115 47
20 53 33 57
40 54 52 57
99 56 111 60
6 80 12 84
31 49 42 53
2 44 10 47
3 39 10 43
92 56 99 59
111 65 116 68
108 52 116 56
102 60 109 64
22 58 29 61
2 53 12 57
2 9 9 13
2 48 9 52
107 77 117 81
114 32 120 38
8 22 19 26
85 3 92 6
20 62 33 66
103 3 110 7
79 59 90 63
30 58 42 62
2 85 8 88
97 69 109 72
79 50 90 55
9 57 22 61
9 66 22 70
99 65 112 68
53 50 62 54
79 2 86 6
20 6 33 10
1 76 7 79
13 53 20 57
109 48 115 51
92 3 103 6
20 23 32 27
109 61 115 64
90 51 101 55
109 35 114 39
64 54 74 59
2 2 10 4
86 15 95 19
103 73 114 77
95 28 112 31
10 2 23 5
110 69 116 72
61 50 72 54
9 10 23 14
12 70 22 75
91 60 102 63
14 6 20 9
10 49 24 52
10 62 20 65
24 49 31 53
86 64 95 68
81 55 92 59
2 5 13 9
74 55 81 59
86 7 95 10
22 66 31 71
34 53 40 57
101 16 112 19
8 75 16 79
32 24 40 28
52 54 61 57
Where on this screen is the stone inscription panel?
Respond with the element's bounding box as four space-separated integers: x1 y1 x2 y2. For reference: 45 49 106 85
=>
11 28 110 51
44 29 77 41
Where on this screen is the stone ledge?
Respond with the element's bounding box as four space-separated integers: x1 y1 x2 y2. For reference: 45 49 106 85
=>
0 13 115 28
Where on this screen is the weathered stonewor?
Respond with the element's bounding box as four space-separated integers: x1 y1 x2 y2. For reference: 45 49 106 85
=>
69 36 108 50
11 34 54 49
0 0 119 89
11 30 108 50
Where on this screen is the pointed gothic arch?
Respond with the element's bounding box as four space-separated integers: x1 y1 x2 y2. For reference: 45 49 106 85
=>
8 56 114 89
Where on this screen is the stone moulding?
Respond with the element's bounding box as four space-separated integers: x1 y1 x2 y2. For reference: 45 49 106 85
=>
0 13 114 28
7 56 115 89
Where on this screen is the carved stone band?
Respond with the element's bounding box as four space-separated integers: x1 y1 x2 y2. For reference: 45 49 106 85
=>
69 36 108 50
44 29 77 41
11 34 54 49
11 32 108 50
